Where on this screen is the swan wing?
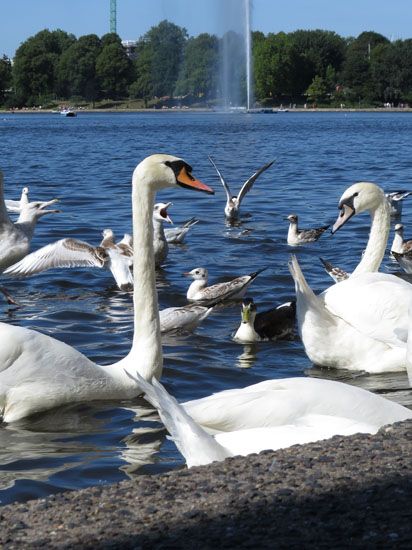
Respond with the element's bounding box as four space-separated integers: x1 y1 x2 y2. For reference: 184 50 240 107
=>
183 377 411 434
3 238 106 276
237 159 275 205
323 272 411 347
208 156 232 201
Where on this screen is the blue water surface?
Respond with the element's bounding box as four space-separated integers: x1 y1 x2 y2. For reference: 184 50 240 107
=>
0 111 411 505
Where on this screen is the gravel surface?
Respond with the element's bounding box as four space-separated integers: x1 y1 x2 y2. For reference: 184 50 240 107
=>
0 420 411 549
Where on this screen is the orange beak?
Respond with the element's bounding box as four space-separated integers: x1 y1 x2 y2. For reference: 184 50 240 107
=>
177 166 214 195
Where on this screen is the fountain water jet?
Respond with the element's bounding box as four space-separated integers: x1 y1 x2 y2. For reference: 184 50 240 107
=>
219 0 254 111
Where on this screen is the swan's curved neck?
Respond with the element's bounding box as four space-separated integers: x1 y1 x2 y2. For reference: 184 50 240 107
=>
352 199 390 276
124 171 163 380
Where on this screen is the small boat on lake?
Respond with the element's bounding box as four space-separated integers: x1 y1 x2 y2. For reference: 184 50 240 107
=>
60 108 77 117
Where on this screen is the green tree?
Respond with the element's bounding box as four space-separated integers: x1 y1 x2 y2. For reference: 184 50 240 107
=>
145 20 187 97
57 34 102 103
0 55 12 104
305 75 327 103
96 35 133 99
13 29 75 105
130 41 154 102
175 33 219 98
341 31 389 101
253 32 294 101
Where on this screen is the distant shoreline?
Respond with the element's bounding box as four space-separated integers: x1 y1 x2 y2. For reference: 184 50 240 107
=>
3 107 412 114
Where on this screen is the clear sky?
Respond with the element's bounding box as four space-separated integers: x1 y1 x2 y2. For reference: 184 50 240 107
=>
1 0 412 58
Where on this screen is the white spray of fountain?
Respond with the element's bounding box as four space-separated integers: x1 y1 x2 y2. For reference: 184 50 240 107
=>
219 0 253 111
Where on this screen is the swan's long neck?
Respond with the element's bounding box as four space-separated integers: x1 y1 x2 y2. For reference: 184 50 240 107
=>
125 172 163 381
352 199 390 276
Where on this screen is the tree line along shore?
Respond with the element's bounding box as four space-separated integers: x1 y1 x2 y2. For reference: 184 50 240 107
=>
0 21 411 111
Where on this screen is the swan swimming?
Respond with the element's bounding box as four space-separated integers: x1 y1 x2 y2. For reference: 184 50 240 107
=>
290 181 412 373
0 154 214 423
131 373 412 467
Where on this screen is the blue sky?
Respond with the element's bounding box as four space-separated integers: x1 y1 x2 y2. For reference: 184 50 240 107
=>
1 0 412 58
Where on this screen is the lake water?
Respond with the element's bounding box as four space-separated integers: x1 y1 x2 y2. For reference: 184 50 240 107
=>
1 111 411 505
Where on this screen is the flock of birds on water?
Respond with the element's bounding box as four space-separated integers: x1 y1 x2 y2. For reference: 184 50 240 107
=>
0 154 412 469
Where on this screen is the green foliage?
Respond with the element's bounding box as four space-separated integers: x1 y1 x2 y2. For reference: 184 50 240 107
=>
175 33 219 98
0 55 12 103
6 24 412 108
96 41 133 99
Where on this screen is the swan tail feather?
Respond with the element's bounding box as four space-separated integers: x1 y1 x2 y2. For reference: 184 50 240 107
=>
288 255 324 315
125 371 231 467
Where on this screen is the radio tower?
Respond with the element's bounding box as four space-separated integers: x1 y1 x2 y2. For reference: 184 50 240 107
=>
110 0 117 34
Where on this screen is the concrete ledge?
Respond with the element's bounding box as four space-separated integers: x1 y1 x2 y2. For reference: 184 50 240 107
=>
0 420 411 548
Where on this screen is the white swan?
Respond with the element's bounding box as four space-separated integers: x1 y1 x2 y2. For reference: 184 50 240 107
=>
286 214 329 245
0 172 61 272
208 156 275 220
4 228 134 290
131 373 412 467
290 181 412 373
0 154 214 423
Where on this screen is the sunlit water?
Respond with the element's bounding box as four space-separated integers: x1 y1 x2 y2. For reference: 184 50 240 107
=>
1 111 411 505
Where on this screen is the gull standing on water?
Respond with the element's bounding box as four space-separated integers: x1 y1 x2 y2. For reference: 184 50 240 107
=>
185 267 265 305
208 156 275 220
286 214 329 245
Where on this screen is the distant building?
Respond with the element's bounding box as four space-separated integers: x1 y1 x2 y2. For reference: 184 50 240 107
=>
122 40 138 60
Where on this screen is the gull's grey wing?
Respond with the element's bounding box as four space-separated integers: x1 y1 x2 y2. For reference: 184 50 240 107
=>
208 156 232 201
4 238 106 276
237 159 276 205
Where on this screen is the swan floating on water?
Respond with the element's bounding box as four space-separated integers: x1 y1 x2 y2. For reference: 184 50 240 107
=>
290 181 412 373
208 156 275 220
185 267 265 304
286 214 329 245
0 154 214 423
234 297 295 343
131 373 412 467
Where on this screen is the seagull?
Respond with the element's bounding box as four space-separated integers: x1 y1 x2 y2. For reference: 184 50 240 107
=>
159 303 214 333
392 250 412 275
234 297 296 342
286 214 329 245
0 172 61 273
385 191 412 217
164 217 199 244
184 267 266 305
4 228 134 290
153 202 173 267
390 223 412 255
5 186 30 212
319 257 350 283
208 156 275 220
